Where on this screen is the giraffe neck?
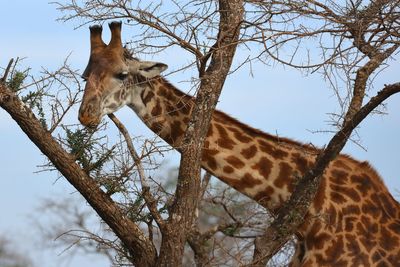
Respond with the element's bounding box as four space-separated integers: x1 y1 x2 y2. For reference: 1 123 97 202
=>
127 76 316 212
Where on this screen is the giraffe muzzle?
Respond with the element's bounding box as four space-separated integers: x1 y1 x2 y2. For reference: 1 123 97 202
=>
78 113 101 129
79 92 102 129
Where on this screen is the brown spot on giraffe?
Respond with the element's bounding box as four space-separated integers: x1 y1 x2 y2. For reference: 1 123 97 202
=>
237 173 263 189
251 156 273 179
169 120 184 144
141 90 154 106
223 165 235 174
158 85 176 101
215 123 236 149
151 100 162 117
241 145 257 159
79 22 400 267
215 123 228 137
273 162 294 191
217 138 236 150
344 216 357 232
225 155 245 169
330 168 349 184
331 191 347 204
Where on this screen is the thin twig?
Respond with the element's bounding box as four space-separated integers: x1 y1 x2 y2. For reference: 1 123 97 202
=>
107 113 165 229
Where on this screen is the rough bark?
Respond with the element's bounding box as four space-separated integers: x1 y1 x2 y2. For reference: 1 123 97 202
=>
156 0 244 266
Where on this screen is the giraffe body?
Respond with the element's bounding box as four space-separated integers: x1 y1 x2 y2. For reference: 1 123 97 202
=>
79 22 400 266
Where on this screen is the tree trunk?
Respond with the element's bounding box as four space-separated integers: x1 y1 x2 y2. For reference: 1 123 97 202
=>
156 0 244 266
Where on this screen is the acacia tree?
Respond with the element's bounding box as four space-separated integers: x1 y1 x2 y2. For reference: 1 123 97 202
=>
1 0 399 266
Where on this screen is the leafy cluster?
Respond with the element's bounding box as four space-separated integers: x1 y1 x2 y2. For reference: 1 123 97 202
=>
20 90 48 129
64 127 114 175
6 68 48 129
6 70 27 92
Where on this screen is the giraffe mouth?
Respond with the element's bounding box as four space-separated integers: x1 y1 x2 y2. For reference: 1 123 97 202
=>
78 113 101 129
86 121 100 129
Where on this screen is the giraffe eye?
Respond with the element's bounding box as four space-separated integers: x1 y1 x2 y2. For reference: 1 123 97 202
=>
116 71 129 80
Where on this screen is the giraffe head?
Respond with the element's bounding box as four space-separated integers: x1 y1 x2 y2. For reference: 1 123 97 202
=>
79 21 168 128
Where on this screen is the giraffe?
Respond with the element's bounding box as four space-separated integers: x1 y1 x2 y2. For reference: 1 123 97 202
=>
78 22 400 267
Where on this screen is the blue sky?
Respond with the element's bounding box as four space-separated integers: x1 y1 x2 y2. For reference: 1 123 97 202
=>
1 1 399 267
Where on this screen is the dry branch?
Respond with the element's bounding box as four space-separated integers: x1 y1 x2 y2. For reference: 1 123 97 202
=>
108 113 165 229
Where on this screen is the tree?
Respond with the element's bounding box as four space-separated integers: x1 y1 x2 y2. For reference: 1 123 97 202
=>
1 0 399 266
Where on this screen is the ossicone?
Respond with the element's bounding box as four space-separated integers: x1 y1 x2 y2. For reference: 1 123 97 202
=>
108 21 123 50
89 25 106 53
89 24 106 53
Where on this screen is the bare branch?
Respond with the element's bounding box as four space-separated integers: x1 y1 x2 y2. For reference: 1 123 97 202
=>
108 113 165 229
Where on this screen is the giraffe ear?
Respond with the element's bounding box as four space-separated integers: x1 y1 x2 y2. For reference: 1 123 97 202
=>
138 61 168 78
